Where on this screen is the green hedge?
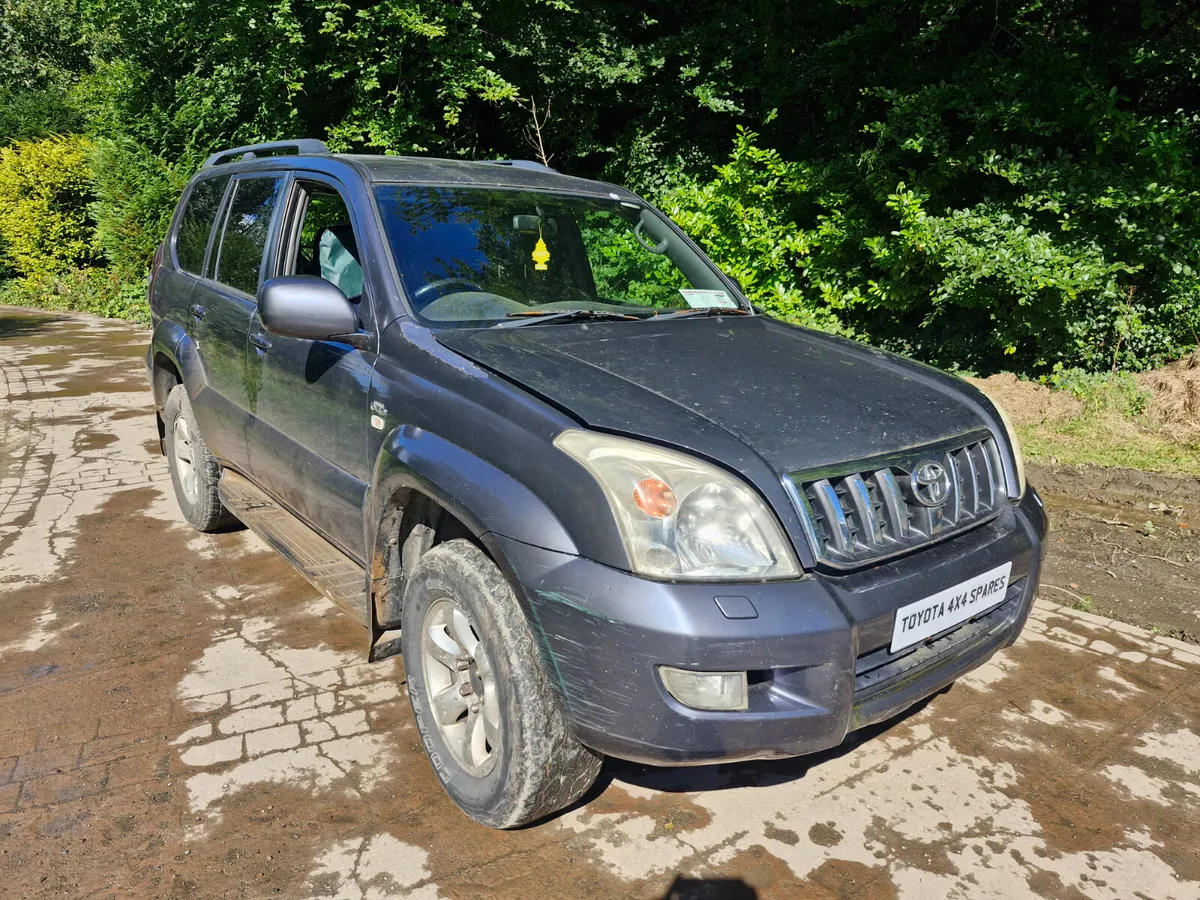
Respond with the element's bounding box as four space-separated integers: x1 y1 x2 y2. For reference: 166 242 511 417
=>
2 0 1198 371
662 128 1200 375
0 135 97 279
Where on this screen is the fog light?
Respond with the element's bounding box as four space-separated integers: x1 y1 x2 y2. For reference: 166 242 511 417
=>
659 666 748 711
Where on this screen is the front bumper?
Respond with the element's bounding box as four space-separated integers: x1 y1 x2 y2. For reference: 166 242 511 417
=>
491 488 1048 765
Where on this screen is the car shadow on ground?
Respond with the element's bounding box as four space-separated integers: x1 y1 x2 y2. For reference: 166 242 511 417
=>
581 690 941 804
661 875 758 899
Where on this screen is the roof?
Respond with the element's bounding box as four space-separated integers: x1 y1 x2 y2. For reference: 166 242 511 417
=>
337 155 636 199
198 140 638 200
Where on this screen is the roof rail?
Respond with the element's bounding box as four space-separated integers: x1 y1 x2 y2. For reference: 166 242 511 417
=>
204 139 330 168
483 159 557 173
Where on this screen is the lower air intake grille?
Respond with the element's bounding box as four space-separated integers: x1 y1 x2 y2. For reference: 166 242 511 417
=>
786 433 1008 569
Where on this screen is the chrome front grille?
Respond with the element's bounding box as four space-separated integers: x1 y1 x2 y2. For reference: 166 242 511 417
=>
786 434 1007 568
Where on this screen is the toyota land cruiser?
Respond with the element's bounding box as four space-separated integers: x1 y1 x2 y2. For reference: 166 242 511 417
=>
145 139 1048 828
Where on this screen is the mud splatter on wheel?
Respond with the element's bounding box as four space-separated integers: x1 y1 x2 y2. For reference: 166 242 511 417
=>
163 385 237 532
401 539 601 828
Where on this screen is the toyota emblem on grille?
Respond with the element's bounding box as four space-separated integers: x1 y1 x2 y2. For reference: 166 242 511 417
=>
910 460 951 507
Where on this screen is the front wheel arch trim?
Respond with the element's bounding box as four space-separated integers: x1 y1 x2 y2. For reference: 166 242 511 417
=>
365 426 578 640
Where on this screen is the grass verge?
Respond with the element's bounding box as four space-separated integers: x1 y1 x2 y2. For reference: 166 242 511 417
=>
1017 417 1200 478
972 368 1200 479
0 270 150 325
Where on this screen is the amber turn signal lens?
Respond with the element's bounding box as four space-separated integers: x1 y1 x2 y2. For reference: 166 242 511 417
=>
633 478 678 517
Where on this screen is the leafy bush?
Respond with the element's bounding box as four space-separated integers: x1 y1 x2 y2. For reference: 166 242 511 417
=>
89 137 184 279
1046 367 1150 419
0 135 97 279
644 2 1200 375
0 86 79 142
659 131 848 334
2 0 1199 382
663 117 1200 375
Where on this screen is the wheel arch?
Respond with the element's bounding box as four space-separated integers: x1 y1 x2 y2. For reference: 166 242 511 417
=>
150 348 184 451
152 352 182 406
366 425 578 631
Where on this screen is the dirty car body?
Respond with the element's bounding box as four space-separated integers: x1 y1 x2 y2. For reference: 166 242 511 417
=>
145 141 1047 824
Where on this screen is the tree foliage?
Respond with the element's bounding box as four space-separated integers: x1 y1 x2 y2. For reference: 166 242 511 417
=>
88 136 185 280
0 134 96 278
0 0 1197 371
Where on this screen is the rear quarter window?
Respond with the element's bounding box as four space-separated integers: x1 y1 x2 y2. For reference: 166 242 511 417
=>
175 174 231 275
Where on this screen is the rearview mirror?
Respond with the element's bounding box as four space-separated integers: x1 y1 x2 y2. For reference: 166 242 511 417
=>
512 214 558 236
258 276 360 341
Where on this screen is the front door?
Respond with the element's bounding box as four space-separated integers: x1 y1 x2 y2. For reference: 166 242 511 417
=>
245 176 374 560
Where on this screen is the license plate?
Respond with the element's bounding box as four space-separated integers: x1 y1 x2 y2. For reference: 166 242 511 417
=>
890 561 1013 653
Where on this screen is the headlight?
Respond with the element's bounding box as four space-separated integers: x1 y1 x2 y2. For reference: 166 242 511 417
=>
554 430 801 581
990 399 1026 499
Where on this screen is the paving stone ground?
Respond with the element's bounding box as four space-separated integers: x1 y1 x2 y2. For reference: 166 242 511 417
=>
1 306 1198 899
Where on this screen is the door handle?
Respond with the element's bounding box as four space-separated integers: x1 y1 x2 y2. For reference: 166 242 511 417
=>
188 303 207 319
249 332 272 351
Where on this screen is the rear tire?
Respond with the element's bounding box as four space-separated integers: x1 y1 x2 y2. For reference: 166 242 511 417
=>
401 539 602 828
163 384 236 533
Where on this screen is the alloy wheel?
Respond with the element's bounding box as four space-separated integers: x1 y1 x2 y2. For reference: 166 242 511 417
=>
172 415 200 504
420 597 501 776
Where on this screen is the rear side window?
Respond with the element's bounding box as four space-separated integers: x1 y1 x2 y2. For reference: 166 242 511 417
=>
175 175 230 275
214 177 284 295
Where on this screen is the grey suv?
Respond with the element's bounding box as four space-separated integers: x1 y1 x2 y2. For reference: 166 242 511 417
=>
145 139 1048 828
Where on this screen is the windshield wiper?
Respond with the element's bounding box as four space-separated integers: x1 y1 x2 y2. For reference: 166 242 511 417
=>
494 309 648 328
651 306 752 320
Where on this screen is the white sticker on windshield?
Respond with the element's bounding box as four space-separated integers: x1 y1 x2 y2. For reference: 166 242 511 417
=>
678 289 737 309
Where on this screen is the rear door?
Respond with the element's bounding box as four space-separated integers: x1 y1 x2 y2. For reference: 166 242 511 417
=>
189 173 288 470
244 174 374 559
156 173 230 329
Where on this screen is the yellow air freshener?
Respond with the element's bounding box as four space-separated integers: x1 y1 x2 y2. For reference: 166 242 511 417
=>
532 225 550 271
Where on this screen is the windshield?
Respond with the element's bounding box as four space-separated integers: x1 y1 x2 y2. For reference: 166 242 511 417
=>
373 186 743 325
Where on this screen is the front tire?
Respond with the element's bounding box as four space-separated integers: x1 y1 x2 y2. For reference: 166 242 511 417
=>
401 539 602 828
163 384 236 532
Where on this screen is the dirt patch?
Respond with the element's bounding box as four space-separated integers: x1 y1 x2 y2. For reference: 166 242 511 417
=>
807 857 899 900
1032 462 1200 641
75 432 119 452
971 357 1200 439
1137 349 1200 434
1031 461 1200 508
935 634 1200 872
808 822 843 848
967 373 1083 426
709 845 897 900
575 779 716 840
763 821 800 845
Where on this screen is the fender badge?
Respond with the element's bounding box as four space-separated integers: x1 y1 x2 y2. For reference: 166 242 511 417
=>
370 414 385 431
370 400 387 416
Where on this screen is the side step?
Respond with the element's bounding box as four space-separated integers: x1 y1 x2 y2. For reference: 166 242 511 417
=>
218 470 369 626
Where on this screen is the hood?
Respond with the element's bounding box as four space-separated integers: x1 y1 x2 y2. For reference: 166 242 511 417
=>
435 316 994 476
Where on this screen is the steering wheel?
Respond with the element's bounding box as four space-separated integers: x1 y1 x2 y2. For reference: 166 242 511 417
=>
410 277 484 306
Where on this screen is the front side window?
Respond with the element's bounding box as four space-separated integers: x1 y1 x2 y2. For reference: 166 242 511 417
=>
373 186 741 325
175 174 230 275
286 185 363 301
214 177 284 295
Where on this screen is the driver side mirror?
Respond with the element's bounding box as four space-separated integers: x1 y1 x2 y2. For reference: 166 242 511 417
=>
258 276 365 345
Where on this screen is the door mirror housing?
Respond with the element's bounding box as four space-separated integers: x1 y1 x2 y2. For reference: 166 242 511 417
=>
258 276 360 341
